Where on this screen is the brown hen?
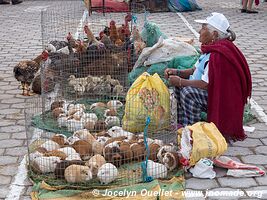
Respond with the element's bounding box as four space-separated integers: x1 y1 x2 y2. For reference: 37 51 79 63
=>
13 51 48 96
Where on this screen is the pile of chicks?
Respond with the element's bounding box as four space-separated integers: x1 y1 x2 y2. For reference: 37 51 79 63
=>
67 74 124 96
30 100 181 185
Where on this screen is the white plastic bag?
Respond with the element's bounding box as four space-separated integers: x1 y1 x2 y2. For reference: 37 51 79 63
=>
189 158 216 179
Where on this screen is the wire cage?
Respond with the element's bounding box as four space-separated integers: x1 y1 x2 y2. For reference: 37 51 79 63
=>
26 0 181 191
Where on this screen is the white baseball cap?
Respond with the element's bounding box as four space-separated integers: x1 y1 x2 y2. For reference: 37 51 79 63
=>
195 12 230 34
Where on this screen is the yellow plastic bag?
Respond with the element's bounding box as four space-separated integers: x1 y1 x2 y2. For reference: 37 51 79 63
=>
122 72 170 133
187 122 227 166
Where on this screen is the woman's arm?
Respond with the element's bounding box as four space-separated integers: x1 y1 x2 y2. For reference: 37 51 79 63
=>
179 67 195 79
168 76 208 90
164 67 195 79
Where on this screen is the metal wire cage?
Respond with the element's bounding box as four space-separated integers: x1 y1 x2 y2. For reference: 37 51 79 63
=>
26 0 181 190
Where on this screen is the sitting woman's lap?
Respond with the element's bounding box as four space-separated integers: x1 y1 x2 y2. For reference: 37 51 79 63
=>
174 86 208 126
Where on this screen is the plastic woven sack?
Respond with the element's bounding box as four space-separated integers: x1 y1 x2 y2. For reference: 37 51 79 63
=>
123 72 170 133
141 22 167 47
128 54 199 84
180 122 228 166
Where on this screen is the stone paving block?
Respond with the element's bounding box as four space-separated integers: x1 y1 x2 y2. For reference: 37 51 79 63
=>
244 186 267 199
0 139 24 148
0 104 10 110
250 123 267 131
0 120 15 127
0 133 11 140
241 155 267 165
5 113 25 120
0 156 18 165
0 109 21 115
0 125 25 133
186 178 219 190
0 165 18 176
261 138 267 145
0 85 18 90
0 175 12 185
0 82 9 86
1 98 25 104
11 103 27 109
11 132 27 140
16 119 26 126
0 185 10 199
232 138 262 147
255 175 267 186
223 147 253 156
0 149 5 156
255 146 267 155
217 177 257 188
5 147 27 157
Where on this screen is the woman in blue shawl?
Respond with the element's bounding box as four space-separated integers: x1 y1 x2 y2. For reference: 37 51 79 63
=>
168 0 201 12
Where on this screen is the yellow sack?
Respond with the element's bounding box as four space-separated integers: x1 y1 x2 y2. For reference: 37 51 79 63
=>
122 72 170 133
187 122 228 166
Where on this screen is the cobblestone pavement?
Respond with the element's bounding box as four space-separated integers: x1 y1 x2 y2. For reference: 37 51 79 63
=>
0 0 266 199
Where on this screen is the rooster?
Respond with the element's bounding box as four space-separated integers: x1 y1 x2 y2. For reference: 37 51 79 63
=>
13 51 49 96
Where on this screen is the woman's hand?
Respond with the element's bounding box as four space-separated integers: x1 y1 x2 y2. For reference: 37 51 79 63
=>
168 75 182 87
164 68 178 79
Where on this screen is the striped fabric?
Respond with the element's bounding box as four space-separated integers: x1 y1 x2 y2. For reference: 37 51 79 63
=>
174 86 208 126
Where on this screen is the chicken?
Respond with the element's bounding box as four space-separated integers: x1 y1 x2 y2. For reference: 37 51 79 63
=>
13 51 49 96
66 32 77 48
109 20 119 44
67 32 87 53
132 26 146 55
84 25 104 49
117 13 132 42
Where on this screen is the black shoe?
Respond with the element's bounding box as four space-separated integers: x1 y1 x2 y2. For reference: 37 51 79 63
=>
246 10 258 13
11 0 22 5
0 0 10 4
241 9 247 13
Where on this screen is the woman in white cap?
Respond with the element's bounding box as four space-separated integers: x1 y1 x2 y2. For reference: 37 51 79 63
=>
165 12 252 141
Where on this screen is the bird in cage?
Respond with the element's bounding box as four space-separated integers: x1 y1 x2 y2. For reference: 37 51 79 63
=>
117 13 132 42
13 50 49 96
132 26 146 55
100 34 113 49
31 70 55 95
47 52 80 77
109 20 119 44
113 84 124 96
67 32 87 54
84 25 104 49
